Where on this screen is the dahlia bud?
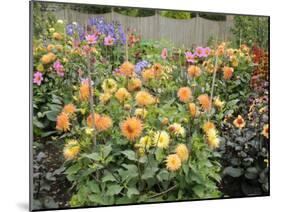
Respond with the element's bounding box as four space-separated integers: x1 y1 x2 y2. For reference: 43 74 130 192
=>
124 104 131 111
161 118 169 125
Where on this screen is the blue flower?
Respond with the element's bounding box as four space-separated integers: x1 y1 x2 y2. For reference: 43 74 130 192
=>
87 17 126 45
135 60 150 75
66 23 85 40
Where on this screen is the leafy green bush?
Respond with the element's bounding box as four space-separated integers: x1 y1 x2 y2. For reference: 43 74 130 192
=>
231 16 269 49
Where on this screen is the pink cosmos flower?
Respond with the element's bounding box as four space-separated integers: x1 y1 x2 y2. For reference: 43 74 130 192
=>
85 34 98 44
104 35 115 46
33 71 43 86
53 60 64 77
204 47 211 57
161 48 168 60
195 47 206 58
185 52 195 63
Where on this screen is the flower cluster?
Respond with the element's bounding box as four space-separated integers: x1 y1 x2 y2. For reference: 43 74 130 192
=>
88 17 126 44
185 46 211 63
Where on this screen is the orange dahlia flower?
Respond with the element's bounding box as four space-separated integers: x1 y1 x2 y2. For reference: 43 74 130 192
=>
87 113 112 132
187 65 201 78
119 61 135 77
177 87 192 103
63 103 76 115
198 94 211 110
56 112 70 132
223 66 234 80
135 91 155 106
120 117 143 140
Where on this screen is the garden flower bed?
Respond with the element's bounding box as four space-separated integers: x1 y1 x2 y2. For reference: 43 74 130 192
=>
32 12 269 210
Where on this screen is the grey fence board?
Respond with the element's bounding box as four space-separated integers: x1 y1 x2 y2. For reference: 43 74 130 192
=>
50 8 233 47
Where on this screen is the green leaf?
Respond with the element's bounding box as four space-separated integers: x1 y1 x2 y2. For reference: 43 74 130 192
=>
121 150 137 161
127 187 140 198
83 153 101 161
155 148 165 161
88 194 103 204
141 167 158 180
245 167 258 179
41 131 57 137
157 169 170 182
227 99 240 108
102 173 117 183
118 169 138 182
33 118 44 128
65 163 81 175
223 166 243 178
102 145 112 158
122 164 138 172
45 110 59 122
88 181 100 193
115 196 134 204
192 185 205 197
51 98 62 105
48 104 62 112
106 184 123 196
182 164 189 175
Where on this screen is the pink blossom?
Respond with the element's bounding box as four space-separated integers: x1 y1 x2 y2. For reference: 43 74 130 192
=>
185 52 195 63
195 47 206 58
33 71 43 86
161 48 168 60
85 34 98 44
104 35 115 46
204 47 211 57
53 60 64 77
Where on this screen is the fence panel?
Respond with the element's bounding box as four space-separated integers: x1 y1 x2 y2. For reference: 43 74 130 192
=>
49 8 233 47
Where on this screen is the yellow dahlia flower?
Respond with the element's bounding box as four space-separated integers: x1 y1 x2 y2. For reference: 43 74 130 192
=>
166 154 181 172
99 92 111 104
63 140 80 160
214 97 225 109
134 108 148 119
206 128 220 149
115 88 131 103
154 131 170 149
168 123 185 137
139 135 152 149
102 79 117 94
175 144 189 161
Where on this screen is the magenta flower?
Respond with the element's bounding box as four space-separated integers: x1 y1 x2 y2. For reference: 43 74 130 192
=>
195 47 206 58
85 34 98 44
53 60 64 77
161 48 168 60
185 52 195 63
104 35 114 46
33 71 43 86
204 47 211 57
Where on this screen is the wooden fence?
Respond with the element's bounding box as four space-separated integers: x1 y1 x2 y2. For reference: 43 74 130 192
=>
50 8 234 47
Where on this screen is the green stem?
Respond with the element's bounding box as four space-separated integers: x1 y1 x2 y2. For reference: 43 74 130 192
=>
149 184 177 199
208 54 219 121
